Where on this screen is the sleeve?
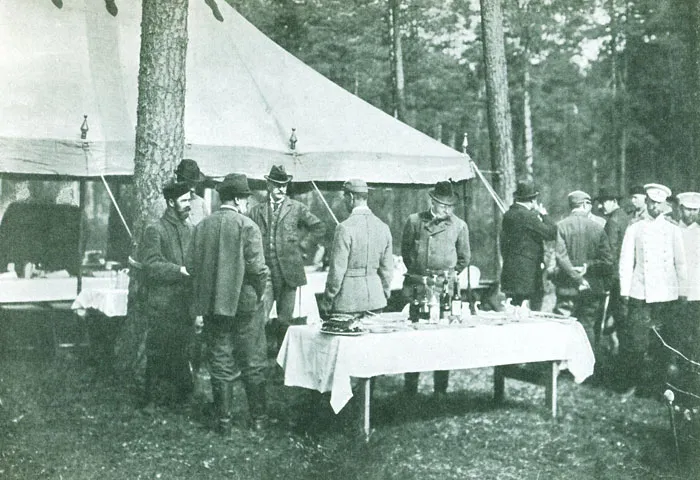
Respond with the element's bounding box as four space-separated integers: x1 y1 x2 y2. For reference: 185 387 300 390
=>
324 224 351 303
618 225 635 297
299 203 325 243
524 213 558 241
674 227 688 297
588 230 613 281
455 221 471 274
141 224 182 283
244 223 270 300
378 227 394 299
604 215 625 264
400 217 415 271
554 227 583 283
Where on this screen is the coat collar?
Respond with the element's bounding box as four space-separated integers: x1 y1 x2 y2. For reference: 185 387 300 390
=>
163 207 188 228
419 209 453 234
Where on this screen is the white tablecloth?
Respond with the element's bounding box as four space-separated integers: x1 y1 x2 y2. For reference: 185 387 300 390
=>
277 318 595 413
0 277 116 304
71 288 129 317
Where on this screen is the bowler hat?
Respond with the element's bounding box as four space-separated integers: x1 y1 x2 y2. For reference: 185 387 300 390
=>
429 181 459 205
216 173 252 198
513 181 539 201
264 165 293 184
595 186 621 201
174 159 202 184
162 181 191 201
343 179 369 194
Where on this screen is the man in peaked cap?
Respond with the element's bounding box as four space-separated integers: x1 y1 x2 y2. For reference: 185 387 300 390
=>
139 181 194 409
401 180 470 398
248 165 325 351
186 174 271 434
676 192 700 370
617 183 687 396
321 179 393 315
175 159 210 226
500 181 557 310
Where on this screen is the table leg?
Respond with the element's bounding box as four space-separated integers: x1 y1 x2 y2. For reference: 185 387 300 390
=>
545 361 559 418
493 366 505 403
360 377 371 441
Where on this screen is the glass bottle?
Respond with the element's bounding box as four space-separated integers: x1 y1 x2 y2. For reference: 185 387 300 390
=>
440 271 451 322
429 275 440 324
419 276 430 322
451 273 462 317
409 285 420 323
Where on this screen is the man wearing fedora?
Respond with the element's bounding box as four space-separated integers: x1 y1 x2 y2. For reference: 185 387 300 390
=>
500 181 557 310
186 174 271 434
400 180 470 397
248 165 325 350
321 179 393 315
175 159 210 226
139 181 194 408
618 183 687 396
627 185 650 224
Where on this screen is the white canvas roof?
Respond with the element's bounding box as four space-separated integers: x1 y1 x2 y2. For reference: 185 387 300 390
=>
0 0 473 184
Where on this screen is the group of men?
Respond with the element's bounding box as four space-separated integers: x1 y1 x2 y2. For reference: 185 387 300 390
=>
500 180 700 396
138 159 473 434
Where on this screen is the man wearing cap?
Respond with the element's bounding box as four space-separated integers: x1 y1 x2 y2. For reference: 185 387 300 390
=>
618 183 687 395
553 191 613 360
139 181 194 408
175 159 210 226
677 192 700 363
248 165 325 349
500 181 557 309
400 181 470 397
628 185 650 224
187 174 271 434
321 179 393 315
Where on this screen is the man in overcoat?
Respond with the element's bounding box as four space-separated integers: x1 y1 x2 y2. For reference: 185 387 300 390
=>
248 165 325 348
401 181 470 397
139 181 194 407
618 183 687 395
175 158 209 226
500 181 557 309
321 179 393 315
186 174 270 434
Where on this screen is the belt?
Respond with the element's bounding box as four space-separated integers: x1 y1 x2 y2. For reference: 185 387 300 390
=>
345 267 374 277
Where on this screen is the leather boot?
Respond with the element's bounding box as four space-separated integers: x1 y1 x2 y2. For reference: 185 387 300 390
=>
212 380 232 435
245 382 269 431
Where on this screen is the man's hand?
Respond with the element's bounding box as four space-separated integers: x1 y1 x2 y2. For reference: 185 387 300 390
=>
317 295 332 318
180 266 190 276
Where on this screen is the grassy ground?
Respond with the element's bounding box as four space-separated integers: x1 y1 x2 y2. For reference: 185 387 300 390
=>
1 348 698 480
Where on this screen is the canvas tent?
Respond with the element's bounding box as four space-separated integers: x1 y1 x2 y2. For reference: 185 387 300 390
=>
0 0 474 184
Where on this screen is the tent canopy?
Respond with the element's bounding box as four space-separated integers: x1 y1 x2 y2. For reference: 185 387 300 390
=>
0 0 474 184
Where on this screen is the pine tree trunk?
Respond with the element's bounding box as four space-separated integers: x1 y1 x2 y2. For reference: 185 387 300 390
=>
115 0 189 378
389 0 407 122
523 61 534 183
480 0 515 206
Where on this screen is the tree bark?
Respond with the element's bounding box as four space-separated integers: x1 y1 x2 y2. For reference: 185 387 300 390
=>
389 0 407 122
523 61 534 183
116 0 189 378
480 0 515 206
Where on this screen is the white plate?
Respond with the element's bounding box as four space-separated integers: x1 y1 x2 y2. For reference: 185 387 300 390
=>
319 329 366 336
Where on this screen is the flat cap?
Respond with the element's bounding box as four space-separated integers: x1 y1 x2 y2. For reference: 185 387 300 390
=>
567 190 591 208
343 178 369 193
644 183 672 203
678 192 700 209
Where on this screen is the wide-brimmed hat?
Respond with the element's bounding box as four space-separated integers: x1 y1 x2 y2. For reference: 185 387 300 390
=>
429 181 459 205
264 165 293 184
644 183 672 203
595 186 621 201
162 181 191 201
174 159 202 184
216 173 252 198
513 181 539 201
343 179 369 194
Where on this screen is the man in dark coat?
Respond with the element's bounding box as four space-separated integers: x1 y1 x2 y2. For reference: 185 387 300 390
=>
139 181 194 407
321 179 393 314
248 165 325 347
500 181 557 309
186 174 271 434
401 181 470 397
175 158 210 226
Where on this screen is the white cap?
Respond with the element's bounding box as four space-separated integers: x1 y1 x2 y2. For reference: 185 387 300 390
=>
644 183 672 203
678 192 700 209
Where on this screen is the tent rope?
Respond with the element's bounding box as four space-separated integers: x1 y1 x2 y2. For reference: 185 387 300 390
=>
100 174 132 239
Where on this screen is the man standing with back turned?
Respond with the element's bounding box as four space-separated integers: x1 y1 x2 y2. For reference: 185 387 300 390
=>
187 174 270 434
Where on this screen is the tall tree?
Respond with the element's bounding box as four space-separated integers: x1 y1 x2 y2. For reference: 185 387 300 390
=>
480 0 515 206
389 0 408 121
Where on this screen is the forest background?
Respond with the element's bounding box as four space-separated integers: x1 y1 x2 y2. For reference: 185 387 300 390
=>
0 0 699 280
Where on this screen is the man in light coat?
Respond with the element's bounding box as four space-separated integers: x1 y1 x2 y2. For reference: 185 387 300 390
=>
401 180 470 397
677 192 700 367
618 183 687 395
187 174 270 434
321 179 393 315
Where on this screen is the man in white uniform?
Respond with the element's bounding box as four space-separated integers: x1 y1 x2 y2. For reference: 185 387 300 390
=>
618 183 687 396
677 192 700 373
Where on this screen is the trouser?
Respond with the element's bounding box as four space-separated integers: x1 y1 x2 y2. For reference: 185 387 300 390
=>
616 299 676 392
144 311 193 402
404 371 449 394
266 262 298 345
205 311 268 421
554 292 605 352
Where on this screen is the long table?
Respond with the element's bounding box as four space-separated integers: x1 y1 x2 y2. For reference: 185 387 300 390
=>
277 317 595 438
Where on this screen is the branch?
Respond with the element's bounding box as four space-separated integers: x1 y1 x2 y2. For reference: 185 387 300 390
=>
652 326 700 367
666 382 700 401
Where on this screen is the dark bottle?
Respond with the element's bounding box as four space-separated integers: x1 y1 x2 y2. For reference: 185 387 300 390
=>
419 276 430 321
409 285 420 322
440 272 451 320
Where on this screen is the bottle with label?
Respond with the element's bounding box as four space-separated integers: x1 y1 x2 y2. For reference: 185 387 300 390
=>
451 273 462 317
429 275 440 324
440 271 451 322
419 276 430 323
409 285 420 323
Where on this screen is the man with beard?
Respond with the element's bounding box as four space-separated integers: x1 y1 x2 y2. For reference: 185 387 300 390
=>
139 181 194 408
400 181 470 398
175 159 209 226
248 165 325 350
618 183 687 396
187 174 270 434
677 192 700 371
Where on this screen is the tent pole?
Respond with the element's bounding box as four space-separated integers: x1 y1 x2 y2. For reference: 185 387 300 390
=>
311 180 339 225
100 175 132 239
77 180 87 294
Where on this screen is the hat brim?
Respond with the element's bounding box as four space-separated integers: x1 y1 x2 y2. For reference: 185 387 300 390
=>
514 193 539 201
216 185 252 197
429 192 459 205
264 175 292 184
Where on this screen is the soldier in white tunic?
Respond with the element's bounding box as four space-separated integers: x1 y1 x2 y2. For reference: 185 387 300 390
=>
677 192 700 368
618 183 687 395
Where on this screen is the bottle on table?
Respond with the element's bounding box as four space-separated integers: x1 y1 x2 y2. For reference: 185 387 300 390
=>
419 276 430 323
429 274 440 324
440 271 451 323
451 273 462 318
409 285 420 323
